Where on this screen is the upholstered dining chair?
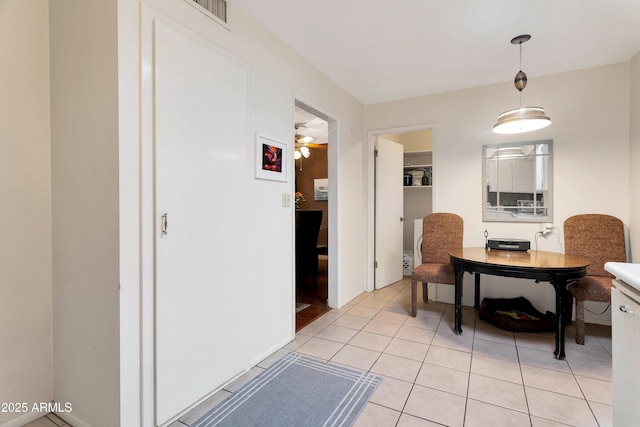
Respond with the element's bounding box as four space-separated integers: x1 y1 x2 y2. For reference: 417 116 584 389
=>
564 214 627 344
411 213 464 317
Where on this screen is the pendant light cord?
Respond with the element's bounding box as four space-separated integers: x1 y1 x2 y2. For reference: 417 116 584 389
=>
518 41 523 109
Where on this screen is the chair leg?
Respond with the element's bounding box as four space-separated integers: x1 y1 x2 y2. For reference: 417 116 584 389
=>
411 279 417 317
575 299 585 345
422 282 429 303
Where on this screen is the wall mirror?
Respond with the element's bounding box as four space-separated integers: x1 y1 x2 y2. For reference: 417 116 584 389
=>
482 140 553 223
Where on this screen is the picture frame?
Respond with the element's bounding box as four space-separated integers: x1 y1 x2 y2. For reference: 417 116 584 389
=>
314 178 328 201
255 132 288 182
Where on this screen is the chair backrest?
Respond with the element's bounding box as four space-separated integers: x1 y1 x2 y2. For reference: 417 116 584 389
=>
295 209 323 252
422 213 464 264
564 214 626 277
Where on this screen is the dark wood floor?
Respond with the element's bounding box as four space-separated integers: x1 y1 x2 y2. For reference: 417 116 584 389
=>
295 255 330 331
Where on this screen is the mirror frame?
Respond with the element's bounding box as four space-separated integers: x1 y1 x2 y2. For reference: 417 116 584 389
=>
482 140 553 223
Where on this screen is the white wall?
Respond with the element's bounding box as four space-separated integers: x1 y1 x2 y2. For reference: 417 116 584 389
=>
234 12 368 311
0 2 53 425
49 0 120 426
630 52 640 263
365 63 631 323
116 0 142 422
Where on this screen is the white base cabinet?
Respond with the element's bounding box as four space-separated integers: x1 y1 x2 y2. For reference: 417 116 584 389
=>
610 271 640 426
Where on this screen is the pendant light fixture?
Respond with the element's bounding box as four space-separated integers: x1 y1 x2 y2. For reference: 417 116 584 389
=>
493 34 551 134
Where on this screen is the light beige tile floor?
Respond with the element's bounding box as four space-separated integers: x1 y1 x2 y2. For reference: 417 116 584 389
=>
23 413 70 427
28 278 613 427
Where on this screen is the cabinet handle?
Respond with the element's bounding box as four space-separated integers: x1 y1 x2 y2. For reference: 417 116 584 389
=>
619 305 634 315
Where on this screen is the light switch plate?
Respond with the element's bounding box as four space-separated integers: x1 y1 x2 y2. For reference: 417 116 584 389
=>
282 193 291 207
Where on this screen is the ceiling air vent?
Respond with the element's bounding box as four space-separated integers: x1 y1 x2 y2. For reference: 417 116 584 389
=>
190 0 227 23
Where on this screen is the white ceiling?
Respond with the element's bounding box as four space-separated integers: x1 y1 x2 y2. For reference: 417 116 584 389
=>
234 0 640 105
295 106 328 145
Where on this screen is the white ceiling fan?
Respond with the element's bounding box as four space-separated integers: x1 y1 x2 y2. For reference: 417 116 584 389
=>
294 124 312 160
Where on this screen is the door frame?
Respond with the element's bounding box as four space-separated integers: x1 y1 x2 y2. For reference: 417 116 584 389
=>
293 95 339 308
365 123 437 292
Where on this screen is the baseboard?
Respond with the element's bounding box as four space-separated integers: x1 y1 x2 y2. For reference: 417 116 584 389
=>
0 404 81 427
249 334 295 367
1 411 42 427
583 301 612 326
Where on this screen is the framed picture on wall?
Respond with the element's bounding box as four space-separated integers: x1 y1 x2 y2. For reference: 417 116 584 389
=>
255 132 288 182
314 178 328 201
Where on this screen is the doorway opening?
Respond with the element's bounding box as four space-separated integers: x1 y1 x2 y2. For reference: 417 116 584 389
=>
368 126 434 293
293 100 336 331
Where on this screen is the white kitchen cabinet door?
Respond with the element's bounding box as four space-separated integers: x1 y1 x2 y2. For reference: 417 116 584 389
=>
512 157 535 193
152 20 248 425
611 282 640 426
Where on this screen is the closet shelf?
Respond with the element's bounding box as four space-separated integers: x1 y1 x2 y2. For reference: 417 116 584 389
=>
404 185 432 189
403 164 432 170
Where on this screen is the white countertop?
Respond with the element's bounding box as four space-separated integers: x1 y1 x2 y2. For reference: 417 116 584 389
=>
605 262 640 292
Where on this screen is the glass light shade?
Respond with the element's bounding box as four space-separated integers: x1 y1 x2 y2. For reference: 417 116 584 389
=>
492 107 551 134
296 135 314 144
299 146 310 158
294 150 302 160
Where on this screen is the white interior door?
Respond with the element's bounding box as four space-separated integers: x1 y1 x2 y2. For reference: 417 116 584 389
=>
375 137 404 289
153 21 248 425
